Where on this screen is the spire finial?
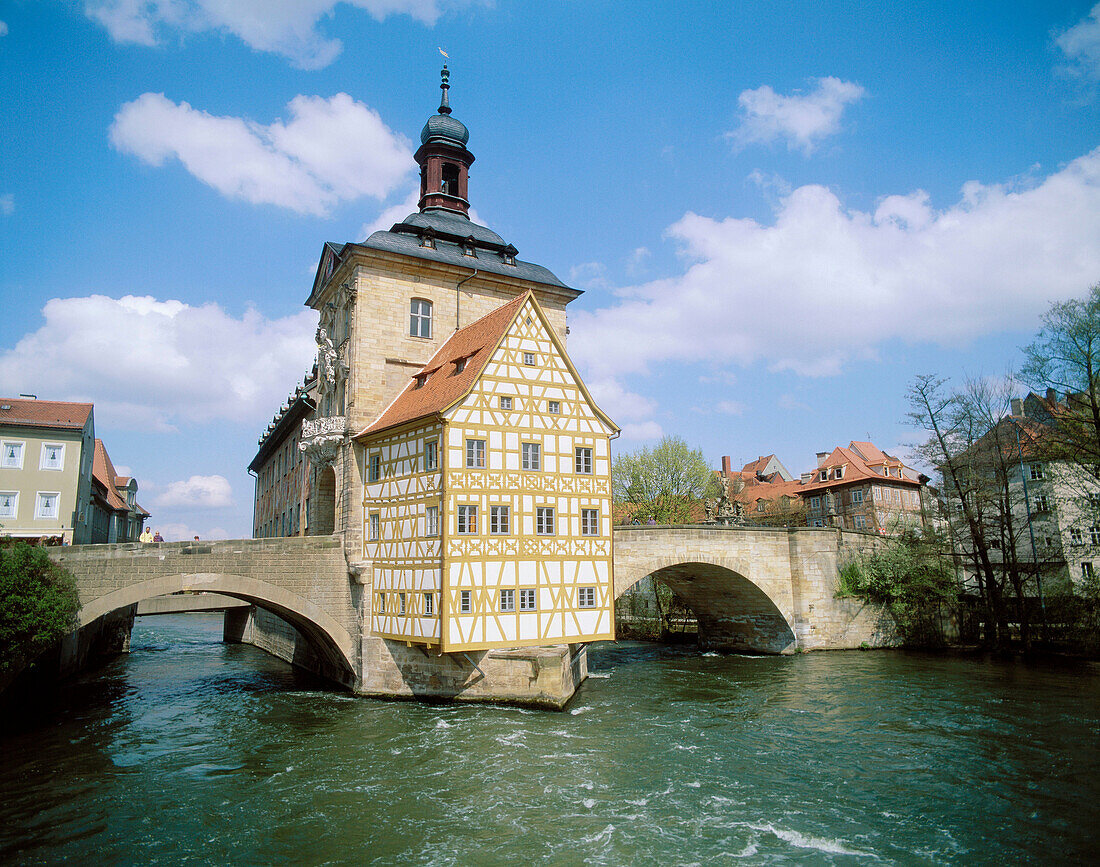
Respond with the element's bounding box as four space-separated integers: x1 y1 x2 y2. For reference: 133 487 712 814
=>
438 63 451 115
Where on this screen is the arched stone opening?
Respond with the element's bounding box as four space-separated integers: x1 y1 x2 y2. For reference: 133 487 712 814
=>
311 466 336 536
78 573 357 688
618 561 797 654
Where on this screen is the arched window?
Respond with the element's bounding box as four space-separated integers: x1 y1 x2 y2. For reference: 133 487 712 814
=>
441 163 459 196
410 298 432 338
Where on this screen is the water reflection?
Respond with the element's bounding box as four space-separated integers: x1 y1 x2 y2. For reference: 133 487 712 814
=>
2 614 1098 865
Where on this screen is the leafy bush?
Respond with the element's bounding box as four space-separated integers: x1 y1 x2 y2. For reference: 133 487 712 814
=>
0 541 80 675
838 530 958 647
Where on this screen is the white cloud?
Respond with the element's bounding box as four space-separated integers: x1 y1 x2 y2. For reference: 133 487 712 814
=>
618 421 663 442
1057 3 1100 79
571 146 1100 426
0 20 8 37
110 92 415 216
729 77 866 154
154 474 233 508
569 261 612 291
85 0 453 69
0 294 318 431
0 194 12 215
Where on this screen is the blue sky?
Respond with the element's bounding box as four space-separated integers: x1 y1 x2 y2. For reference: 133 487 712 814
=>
2 1 1100 540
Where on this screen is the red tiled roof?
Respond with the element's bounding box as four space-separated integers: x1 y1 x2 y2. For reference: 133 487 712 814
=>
0 398 92 430
93 439 129 511
801 444 920 491
741 455 775 475
357 292 530 437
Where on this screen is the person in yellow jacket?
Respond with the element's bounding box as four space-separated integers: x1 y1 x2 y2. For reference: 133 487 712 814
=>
139 526 154 543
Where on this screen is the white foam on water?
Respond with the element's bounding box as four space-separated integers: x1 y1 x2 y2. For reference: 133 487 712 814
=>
685 781 701 788
733 842 759 858
435 719 452 729
583 798 596 808
748 823 874 858
570 706 594 715
703 651 720 657
626 798 648 807
587 672 611 678
579 824 615 845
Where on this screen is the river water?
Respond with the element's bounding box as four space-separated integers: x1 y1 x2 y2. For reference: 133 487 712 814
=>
2 614 1098 865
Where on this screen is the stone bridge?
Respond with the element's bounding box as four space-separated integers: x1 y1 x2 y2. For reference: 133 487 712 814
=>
613 525 894 654
43 524 894 700
48 535 361 687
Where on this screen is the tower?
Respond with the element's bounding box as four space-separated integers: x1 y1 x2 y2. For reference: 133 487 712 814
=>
416 65 475 216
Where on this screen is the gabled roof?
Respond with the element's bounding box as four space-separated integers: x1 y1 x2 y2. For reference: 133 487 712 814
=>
0 398 92 430
802 444 920 491
93 439 128 511
357 292 530 437
741 455 775 475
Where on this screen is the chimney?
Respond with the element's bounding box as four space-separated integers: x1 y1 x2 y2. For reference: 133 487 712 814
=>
816 452 828 467
1046 388 1058 404
1010 398 1024 417
721 456 732 474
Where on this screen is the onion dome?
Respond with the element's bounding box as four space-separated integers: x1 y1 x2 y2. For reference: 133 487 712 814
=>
420 65 469 146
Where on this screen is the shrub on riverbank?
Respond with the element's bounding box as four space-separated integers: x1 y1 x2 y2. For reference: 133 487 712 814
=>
838 530 958 647
0 541 80 679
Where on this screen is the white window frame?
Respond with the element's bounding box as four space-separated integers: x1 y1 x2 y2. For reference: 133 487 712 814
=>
424 592 435 616
1034 495 1050 513
466 439 485 468
575 447 593 475
499 396 512 410
819 469 828 482
1083 562 1095 580
547 400 560 414
577 587 596 608
522 442 541 471
519 589 536 611
369 512 381 541
1 440 24 469
500 589 515 612
425 439 438 471
536 507 555 535
523 352 536 365
426 505 439 537
369 453 381 482
399 592 406 615
35 491 60 520
581 508 599 536
460 590 472 613
378 593 386 614
1090 525 1100 546
40 443 65 471
854 514 867 529
0 491 18 518
458 504 478 535
851 489 864 505
490 505 510 535
1029 463 1044 481
1071 527 1083 544
810 496 821 510
410 298 432 338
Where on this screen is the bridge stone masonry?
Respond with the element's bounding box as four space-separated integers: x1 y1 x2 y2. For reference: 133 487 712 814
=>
44 524 897 707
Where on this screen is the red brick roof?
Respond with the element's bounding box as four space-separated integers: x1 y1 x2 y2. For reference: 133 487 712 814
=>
801 444 920 492
93 439 129 511
357 292 530 437
0 398 92 430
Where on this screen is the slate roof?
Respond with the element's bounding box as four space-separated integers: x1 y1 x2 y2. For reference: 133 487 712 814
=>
0 398 92 430
358 292 530 437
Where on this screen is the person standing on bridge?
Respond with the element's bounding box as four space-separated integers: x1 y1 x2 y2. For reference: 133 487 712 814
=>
139 527 153 543
153 530 163 542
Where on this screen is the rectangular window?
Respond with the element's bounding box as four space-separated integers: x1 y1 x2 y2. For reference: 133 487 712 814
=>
0 492 17 518
523 352 536 365
1091 526 1100 546
522 442 541 471
369 512 380 541
369 454 381 482
490 505 510 535
40 443 64 471
1084 562 1095 580
547 400 560 414
1090 493 1100 510
519 589 536 611
425 439 438 471
499 396 512 410
581 508 599 536
1072 528 1084 544
1029 463 1044 480
577 587 596 608
399 592 406 615
466 439 485 468
833 467 844 479
851 489 864 505
819 469 828 482
1034 495 1050 513
35 491 60 519
410 298 432 338
500 589 515 612
378 594 386 614
460 590 472 613
854 515 868 529
810 496 821 510
536 507 555 535
458 505 478 534
426 505 439 537
575 447 593 474
1 441 24 469
424 592 435 616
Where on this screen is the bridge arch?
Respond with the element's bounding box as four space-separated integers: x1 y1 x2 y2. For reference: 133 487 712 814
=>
615 555 797 654
80 572 357 685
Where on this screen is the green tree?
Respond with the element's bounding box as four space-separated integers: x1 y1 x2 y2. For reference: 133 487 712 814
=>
613 435 711 524
0 542 80 680
838 528 958 646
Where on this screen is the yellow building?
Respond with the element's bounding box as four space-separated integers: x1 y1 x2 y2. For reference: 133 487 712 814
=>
358 291 618 652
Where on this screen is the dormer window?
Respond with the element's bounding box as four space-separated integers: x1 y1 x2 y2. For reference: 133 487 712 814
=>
501 244 517 266
414 373 429 389
819 469 828 482
462 236 477 257
454 357 467 373
833 466 844 480
419 227 436 249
